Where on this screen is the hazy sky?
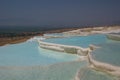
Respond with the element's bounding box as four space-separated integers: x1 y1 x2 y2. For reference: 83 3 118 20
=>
0 0 120 27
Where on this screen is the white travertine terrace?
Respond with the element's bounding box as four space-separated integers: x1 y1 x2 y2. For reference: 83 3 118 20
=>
106 34 120 41
38 41 89 56
39 26 120 79
63 26 120 36
38 40 120 78
74 51 120 80
88 52 120 77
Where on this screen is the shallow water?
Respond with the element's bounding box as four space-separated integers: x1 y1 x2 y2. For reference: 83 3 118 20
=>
0 61 87 80
44 34 108 48
0 34 120 80
78 68 116 80
0 41 79 66
44 34 120 67
92 41 120 66
0 39 88 80
0 61 115 80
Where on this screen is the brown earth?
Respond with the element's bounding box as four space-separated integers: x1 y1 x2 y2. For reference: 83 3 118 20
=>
0 36 31 46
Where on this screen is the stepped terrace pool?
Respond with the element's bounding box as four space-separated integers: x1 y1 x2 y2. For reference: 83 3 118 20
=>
0 61 88 80
0 40 87 80
44 34 109 48
92 41 120 66
77 67 116 80
44 34 120 66
0 41 79 66
0 34 120 80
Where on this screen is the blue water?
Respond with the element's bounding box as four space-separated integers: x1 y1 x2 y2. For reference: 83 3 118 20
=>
0 41 79 66
92 42 120 66
78 68 114 80
44 34 108 48
0 61 87 80
44 34 120 67
0 34 119 80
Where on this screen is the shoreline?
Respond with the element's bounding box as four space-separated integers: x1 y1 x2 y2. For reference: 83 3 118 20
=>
0 26 120 46
0 36 32 46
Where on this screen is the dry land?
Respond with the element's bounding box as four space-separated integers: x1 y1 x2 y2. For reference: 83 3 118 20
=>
0 37 31 46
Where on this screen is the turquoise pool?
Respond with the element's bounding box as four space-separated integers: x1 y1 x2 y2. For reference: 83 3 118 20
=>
44 34 120 67
0 34 120 80
0 61 88 80
0 39 88 80
0 41 79 66
78 67 115 80
92 41 120 66
44 34 108 48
